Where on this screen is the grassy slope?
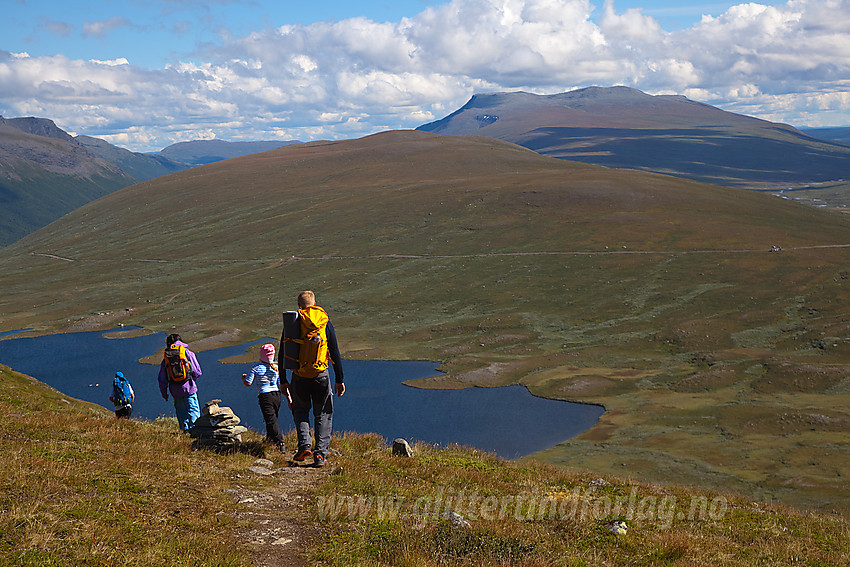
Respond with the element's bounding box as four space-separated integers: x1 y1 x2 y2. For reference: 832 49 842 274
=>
1 130 849 514
2 366 847 567
0 364 256 566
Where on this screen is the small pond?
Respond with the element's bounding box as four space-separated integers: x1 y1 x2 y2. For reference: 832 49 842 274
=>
0 328 603 459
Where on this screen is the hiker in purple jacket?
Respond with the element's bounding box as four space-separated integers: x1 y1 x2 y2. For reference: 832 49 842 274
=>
157 333 202 430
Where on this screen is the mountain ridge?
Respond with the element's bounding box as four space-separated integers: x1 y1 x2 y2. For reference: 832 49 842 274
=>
417 86 850 188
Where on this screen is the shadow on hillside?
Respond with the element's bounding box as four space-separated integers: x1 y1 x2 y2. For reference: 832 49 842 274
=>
522 127 850 186
191 438 267 456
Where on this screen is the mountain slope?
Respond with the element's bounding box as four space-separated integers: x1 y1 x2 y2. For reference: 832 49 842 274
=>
0 117 301 247
0 122 135 246
2 116 76 141
802 127 850 146
417 86 850 188
0 116 193 246
76 135 189 181
2 130 850 511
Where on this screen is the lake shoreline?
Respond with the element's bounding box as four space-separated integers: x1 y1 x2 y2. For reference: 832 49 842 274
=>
0 326 604 460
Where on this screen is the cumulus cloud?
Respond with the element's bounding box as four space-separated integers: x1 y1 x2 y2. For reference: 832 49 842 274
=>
2 0 849 152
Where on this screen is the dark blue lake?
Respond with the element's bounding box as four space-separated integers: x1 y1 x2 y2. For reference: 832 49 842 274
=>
0 328 603 459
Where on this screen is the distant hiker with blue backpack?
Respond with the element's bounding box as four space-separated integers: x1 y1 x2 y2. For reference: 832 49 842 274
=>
109 371 134 418
282 290 345 468
157 333 203 431
242 343 291 453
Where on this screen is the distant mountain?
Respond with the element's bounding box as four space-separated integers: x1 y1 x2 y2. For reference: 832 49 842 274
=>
3 116 76 142
0 117 298 246
156 139 301 166
75 135 189 182
0 118 135 246
417 86 850 188
801 127 850 146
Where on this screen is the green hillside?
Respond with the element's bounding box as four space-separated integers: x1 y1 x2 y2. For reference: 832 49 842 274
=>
0 123 135 246
1 130 850 513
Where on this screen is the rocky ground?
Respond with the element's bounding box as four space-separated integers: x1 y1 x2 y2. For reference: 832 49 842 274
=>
226 458 324 567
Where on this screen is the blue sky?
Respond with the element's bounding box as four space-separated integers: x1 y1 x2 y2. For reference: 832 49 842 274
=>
2 0 848 151
5 1 744 67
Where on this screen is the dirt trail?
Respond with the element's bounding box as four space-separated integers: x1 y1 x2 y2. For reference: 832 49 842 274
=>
32 243 850 269
227 460 324 567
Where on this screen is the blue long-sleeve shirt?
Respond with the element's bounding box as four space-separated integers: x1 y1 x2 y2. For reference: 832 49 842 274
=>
244 362 280 394
325 321 344 384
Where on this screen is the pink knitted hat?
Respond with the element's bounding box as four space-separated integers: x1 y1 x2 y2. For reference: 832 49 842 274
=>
260 343 275 363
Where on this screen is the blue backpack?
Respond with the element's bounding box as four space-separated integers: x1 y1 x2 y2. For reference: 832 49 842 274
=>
113 372 132 406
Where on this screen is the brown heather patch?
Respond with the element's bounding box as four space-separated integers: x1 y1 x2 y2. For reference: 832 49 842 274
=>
753 362 850 394
521 365 656 398
671 366 741 392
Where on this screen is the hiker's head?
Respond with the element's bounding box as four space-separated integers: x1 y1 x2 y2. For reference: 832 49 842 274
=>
298 290 316 308
260 343 275 363
115 371 124 379
166 333 182 346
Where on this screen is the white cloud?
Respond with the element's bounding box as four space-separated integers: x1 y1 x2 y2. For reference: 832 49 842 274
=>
82 17 131 38
90 58 130 66
2 0 850 151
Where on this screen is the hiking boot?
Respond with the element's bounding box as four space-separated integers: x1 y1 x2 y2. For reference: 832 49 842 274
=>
293 447 312 462
313 454 325 468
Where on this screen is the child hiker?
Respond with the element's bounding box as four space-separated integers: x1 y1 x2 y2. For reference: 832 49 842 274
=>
242 343 291 453
109 371 134 418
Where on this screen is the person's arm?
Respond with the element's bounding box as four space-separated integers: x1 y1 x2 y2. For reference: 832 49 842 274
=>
157 363 169 400
187 348 202 379
326 321 345 396
278 368 293 407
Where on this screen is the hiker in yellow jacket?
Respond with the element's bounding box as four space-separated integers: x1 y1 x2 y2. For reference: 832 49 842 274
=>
285 290 345 468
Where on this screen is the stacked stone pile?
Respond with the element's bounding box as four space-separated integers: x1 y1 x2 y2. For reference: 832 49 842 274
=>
189 399 248 451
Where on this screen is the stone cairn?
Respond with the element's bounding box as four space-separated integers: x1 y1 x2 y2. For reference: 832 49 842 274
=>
189 399 248 451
